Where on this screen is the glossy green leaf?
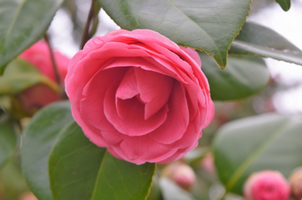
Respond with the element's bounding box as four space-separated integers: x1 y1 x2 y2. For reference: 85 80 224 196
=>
49 122 156 200
0 116 17 170
0 59 59 95
200 52 270 101
229 22 302 66
98 0 252 69
275 0 291 11
213 113 302 194
21 101 72 200
0 0 64 74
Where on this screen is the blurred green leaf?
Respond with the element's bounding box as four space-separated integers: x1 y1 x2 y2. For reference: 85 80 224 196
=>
0 59 59 95
98 0 251 69
0 159 29 200
0 0 64 74
275 0 291 11
200 52 270 101
147 177 163 200
21 101 72 200
229 22 302 66
49 122 156 200
0 116 17 170
159 178 196 200
213 114 302 194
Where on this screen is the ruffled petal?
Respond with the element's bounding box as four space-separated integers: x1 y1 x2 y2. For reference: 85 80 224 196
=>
104 83 169 136
116 135 176 165
134 67 174 119
150 82 189 144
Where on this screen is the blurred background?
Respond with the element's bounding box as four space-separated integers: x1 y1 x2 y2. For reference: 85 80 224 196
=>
0 0 301 199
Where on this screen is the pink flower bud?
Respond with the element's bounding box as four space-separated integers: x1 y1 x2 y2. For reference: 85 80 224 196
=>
162 162 196 191
243 170 290 200
17 41 70 114
289 167 302 200
20 193 38 200
201 153 215 174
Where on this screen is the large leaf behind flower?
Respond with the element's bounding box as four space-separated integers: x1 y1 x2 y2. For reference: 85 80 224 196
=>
213 114 302 194
200 52 270 101
49 122 156 200
0 0 64 74
230 22 302 66
98 0 251 69
21 101 73 200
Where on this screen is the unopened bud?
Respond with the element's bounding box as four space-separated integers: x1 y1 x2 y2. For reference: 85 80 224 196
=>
243 170 290 200
161 162 196 191
20 192 38 200
289 167 302 200
200 153 215 174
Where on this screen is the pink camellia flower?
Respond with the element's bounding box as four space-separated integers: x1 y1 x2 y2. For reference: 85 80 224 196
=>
289 167 302 200
18 41 70 113
244 170 290 200
66 29 214 164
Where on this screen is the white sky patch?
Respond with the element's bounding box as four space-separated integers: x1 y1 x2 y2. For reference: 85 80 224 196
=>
248 1 302 114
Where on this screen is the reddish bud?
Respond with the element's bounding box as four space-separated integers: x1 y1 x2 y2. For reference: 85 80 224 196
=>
243 170 290 200
289 167 302 200
162 162 196 191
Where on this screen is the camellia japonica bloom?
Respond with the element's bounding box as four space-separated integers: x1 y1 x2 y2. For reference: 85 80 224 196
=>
244 170 290 200
66 29 214 164
18 41 70 113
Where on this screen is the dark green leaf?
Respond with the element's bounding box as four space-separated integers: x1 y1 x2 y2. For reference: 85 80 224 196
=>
0 0 64 74
275 0 291 11
0 116 17 170
200 52 270 101
98 0 252 69
0 59 59 95
49 122 156 200
229 22 302 66
213 114 302 194
21 101 72 200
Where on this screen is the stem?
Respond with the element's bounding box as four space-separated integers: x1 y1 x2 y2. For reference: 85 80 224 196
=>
44 33 61 87
44 33 65 98
80 0 96 49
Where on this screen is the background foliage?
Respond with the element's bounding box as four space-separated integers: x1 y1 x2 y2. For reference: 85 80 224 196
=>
0 0 301 199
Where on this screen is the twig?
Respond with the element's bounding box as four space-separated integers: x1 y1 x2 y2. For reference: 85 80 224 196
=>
43 33 65 98
44 33 62 87
80 0 97 49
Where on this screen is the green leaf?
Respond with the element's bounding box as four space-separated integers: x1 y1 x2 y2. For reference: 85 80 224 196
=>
229 22 302 66
0 116 17 170
200 52 270 101
49 122 156 200
0 159 29 200
0 59 59 95
98 0 252 69
275 0 291 11
0 0 64 74
213 113 302 195
21 101 73 200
